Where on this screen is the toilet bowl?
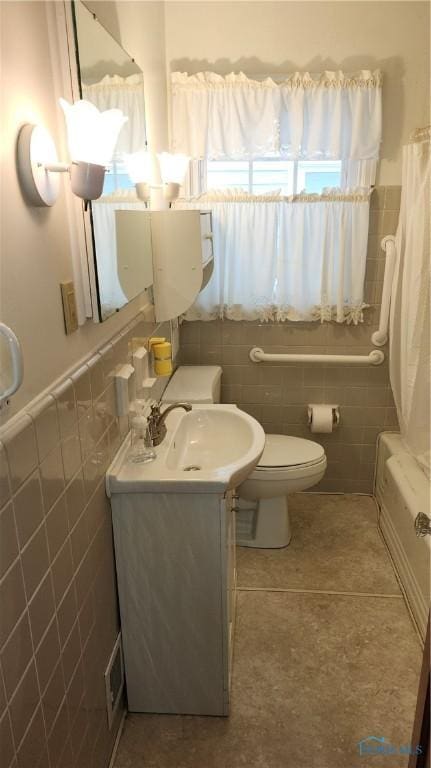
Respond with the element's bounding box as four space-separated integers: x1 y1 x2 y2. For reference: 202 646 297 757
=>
162 366 327 548
237 434 327 548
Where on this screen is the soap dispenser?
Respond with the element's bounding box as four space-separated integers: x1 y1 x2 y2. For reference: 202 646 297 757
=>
129 409 156 464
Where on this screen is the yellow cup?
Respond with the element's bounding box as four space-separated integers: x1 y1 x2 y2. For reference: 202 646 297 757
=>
151 340 173 377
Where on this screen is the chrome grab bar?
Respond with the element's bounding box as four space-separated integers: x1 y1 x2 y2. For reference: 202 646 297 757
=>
249 347 385 366
0 323 24 405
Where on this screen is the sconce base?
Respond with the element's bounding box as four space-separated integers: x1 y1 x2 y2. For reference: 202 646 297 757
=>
17 124 61 207
70 161 105 201
135 182 150 203
163 182 181 203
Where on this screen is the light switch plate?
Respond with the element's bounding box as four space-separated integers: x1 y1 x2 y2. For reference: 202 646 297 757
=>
60 281 79 334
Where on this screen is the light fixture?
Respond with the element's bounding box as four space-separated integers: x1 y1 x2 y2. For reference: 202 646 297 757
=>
124 150 152 202
157 152 190 202
17 124 61 207
17 99 127 206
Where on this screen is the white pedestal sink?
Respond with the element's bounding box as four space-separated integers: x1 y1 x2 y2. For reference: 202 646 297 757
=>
106 404 265 495
106 404 264 717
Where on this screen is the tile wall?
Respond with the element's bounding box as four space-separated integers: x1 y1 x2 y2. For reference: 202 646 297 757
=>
179 186 401 493
0 312 172 768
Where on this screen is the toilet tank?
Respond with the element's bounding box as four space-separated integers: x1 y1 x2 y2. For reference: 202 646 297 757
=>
162 365 222 404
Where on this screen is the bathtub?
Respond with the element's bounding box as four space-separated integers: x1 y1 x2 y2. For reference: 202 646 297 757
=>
375 432 430 642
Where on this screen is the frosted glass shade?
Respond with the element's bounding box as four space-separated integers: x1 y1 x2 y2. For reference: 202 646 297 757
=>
124 151 152 183
157 152 190 184
59 98 128 166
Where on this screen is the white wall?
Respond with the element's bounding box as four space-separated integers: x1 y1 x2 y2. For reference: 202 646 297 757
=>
0 1 167 422
164 0 430 184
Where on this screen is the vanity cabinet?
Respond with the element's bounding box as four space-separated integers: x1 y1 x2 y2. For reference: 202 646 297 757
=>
110 488 236 716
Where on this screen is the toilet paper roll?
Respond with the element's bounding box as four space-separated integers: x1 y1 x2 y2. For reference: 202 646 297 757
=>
308 404 334 434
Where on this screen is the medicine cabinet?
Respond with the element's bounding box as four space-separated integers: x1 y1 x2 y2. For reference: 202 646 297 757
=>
67 2 214 324
115 210 214 321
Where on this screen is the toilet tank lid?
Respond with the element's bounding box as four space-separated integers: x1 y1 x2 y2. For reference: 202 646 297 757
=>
162 365 222 403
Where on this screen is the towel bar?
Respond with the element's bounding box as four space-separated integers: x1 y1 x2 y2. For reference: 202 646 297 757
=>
0 323 24 406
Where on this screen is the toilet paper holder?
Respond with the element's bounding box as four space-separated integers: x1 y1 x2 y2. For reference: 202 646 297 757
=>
307 404 340 428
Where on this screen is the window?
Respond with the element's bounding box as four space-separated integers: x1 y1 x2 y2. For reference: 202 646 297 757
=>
207 159 342 195
172 69 381 323
102 159 135 196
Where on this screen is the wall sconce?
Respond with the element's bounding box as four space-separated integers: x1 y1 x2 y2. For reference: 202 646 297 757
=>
124 151 190 206
124 150 152 203
17 99 127 207
157 152 190 202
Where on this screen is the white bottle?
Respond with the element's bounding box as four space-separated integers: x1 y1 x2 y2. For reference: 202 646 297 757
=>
129 414 156 464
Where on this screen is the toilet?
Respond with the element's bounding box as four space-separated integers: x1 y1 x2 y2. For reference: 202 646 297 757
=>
237 435 326 548
162 365 327 548
162 364 222 404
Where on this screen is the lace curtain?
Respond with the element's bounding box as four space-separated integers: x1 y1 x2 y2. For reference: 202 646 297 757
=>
171 70 381 322
82 73 146 157
171 70 382 162
174 191 370 323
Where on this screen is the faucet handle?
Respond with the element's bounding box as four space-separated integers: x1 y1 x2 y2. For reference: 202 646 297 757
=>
150 401 161 416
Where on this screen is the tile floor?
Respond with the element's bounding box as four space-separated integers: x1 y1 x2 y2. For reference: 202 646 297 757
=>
114 494 423 768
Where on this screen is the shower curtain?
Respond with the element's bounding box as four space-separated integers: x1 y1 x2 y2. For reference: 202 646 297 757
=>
389 130 430 477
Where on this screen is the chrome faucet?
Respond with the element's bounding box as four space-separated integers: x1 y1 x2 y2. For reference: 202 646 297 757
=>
147 401 192 446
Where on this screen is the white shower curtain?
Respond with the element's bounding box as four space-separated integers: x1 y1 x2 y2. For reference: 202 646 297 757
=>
389 133 430 476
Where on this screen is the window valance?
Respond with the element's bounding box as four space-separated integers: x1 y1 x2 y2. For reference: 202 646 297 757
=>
171 70 382 162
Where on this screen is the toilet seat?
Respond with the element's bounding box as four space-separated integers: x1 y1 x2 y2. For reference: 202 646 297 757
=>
248 434 326 481
238 433 327 544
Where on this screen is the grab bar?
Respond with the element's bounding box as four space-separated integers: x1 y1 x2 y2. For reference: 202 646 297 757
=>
371 235 397 347
0 323 24 405
249 347 385 365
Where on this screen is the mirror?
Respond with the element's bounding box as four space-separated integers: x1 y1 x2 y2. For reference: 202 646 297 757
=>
72 1 153 321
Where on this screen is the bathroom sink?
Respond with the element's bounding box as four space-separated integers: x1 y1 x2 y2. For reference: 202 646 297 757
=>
106 405 265 495
166 407 261 474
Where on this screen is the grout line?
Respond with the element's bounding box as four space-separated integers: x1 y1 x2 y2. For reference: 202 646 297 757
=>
237 586 404 599
108 709 127 768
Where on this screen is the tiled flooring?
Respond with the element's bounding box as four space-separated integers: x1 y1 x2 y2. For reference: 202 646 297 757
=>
114 494 423 768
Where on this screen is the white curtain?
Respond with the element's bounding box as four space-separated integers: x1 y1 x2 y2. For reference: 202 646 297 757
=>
171 70 382 162
389 133 430 476
91 193 148 313
175 190 370 323
172 69 380 323
82 73 146 156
